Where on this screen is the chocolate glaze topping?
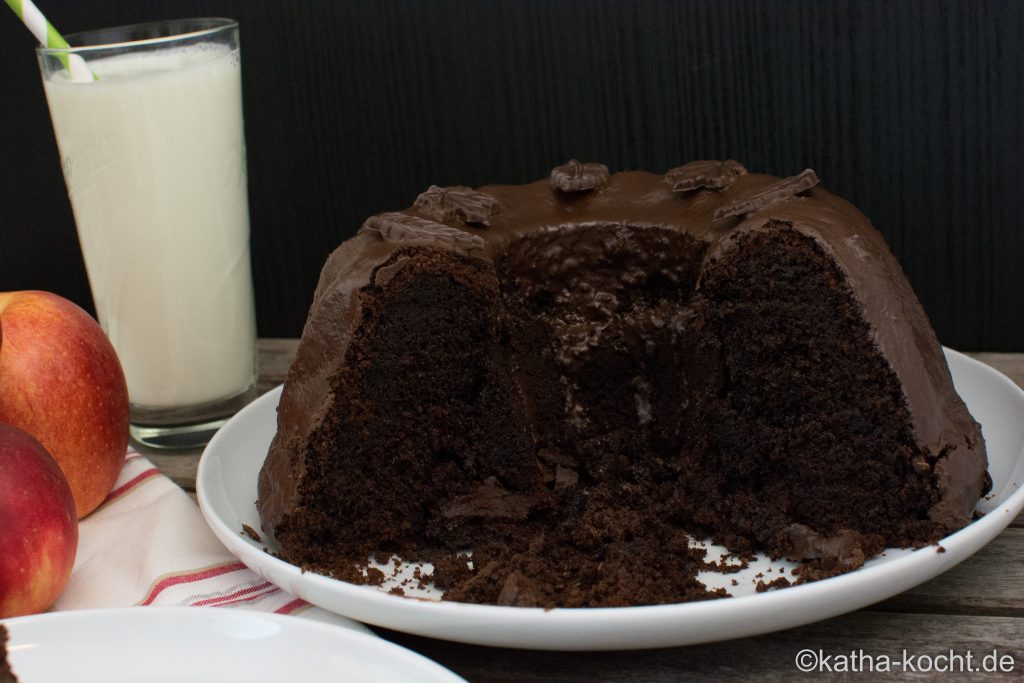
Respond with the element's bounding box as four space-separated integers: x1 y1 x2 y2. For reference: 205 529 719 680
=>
259 161 989 576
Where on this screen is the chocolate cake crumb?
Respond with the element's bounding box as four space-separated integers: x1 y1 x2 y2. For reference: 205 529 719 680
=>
241 524 261 541
755 577 793 593
703 555 748 574
412 566 433 590
364 567 387 585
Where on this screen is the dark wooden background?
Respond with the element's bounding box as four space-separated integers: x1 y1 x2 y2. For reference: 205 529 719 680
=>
1 1 1021 350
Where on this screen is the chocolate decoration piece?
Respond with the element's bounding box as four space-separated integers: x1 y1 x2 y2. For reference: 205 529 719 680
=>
665 159 748 192
713 169 821 221
362 212 485 255
550 159 609 193
415 185 502 226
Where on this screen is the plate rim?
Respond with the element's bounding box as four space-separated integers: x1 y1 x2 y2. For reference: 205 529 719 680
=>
197 347 1024 650
1 606 466 682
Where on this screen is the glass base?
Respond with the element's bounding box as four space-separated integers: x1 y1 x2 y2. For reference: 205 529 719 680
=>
129 383 257 450
130 418 228 450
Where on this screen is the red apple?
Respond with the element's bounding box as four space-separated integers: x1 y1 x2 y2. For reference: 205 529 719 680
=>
0 423 79 617
0 291 129 518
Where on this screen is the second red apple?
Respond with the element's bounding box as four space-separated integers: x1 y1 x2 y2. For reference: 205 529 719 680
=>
0 423 79 617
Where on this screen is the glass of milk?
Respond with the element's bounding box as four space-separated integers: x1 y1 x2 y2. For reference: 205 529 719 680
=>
37 19 258 449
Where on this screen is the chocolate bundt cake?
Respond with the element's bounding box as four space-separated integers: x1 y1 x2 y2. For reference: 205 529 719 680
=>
257 160 989 607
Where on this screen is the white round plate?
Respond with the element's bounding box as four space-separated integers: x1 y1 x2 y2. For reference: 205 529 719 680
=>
0 607 464 682
198 348 1024 650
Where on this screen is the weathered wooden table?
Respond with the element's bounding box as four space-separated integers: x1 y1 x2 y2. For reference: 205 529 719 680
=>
148 339 1024 682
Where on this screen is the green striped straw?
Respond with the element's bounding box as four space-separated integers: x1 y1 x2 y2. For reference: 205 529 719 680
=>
4 0 95 81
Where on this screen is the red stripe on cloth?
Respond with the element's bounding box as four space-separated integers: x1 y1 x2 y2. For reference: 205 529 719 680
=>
195 586 282 608
189 582 276 607
274 598 309 615
139 562 248 606
104 467 160 504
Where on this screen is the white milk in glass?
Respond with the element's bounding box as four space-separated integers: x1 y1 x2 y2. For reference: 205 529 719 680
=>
43 44 256 409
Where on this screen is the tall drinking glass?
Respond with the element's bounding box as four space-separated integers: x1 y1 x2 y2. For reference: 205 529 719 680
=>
37 19 258 449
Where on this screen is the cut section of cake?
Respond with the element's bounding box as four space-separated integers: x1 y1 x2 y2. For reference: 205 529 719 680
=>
257 161 989 607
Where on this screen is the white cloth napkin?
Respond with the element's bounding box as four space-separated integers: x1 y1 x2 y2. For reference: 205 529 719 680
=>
53 448 367 632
